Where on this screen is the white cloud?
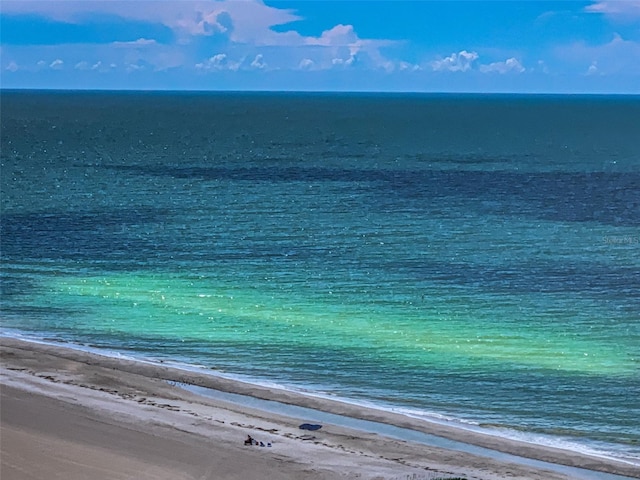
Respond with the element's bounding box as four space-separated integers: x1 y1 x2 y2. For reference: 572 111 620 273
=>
430 51 479 72
429 52 525 75
332 51 357 67
174 8 231 37
224 3 302 46
196 53 221 70
480 57 525 74
50 59 64 69
556 33 640 75
0 1 301 45
113 38 158 48
311 24 358 47
6 0 398 74
586 61 599 75
6 61 19 72
398 61 421 72
298 58 314 70
250 54 266 70
195 53 241 71
126 62 144 73
586 1 640 18
191 14 396 73
75 60 114 72
303 24 397 72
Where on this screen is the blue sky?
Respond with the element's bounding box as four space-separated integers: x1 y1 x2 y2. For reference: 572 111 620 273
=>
1 1 639 93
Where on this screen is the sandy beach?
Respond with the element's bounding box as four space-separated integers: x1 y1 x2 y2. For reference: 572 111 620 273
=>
1 337 638 480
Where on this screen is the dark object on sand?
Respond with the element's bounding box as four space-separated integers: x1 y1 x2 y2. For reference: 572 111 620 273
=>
244 435 254 445
299 423 322 431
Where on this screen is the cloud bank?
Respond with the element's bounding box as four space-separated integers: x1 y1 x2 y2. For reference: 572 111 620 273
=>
1 0 638 92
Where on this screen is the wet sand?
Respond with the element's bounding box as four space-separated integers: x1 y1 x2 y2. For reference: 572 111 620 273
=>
1 337 638 480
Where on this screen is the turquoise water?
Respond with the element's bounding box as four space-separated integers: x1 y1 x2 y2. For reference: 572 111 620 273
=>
1 91 639 463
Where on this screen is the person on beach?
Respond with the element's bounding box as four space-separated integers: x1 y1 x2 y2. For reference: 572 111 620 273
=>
244 435 254 445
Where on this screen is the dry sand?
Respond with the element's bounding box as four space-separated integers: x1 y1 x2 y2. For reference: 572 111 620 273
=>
1 337 638 480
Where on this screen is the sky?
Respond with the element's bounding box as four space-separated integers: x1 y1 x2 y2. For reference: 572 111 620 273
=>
1 0 640 93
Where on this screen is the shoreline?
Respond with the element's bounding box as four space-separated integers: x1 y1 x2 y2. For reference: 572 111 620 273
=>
1 336 639 479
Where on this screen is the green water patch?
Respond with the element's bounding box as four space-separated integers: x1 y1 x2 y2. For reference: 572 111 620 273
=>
36 272 637 376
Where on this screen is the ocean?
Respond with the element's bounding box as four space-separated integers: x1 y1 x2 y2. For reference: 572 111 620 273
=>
1 90 639 465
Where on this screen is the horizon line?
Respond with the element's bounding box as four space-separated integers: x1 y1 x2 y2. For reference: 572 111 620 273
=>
2 87 639 97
